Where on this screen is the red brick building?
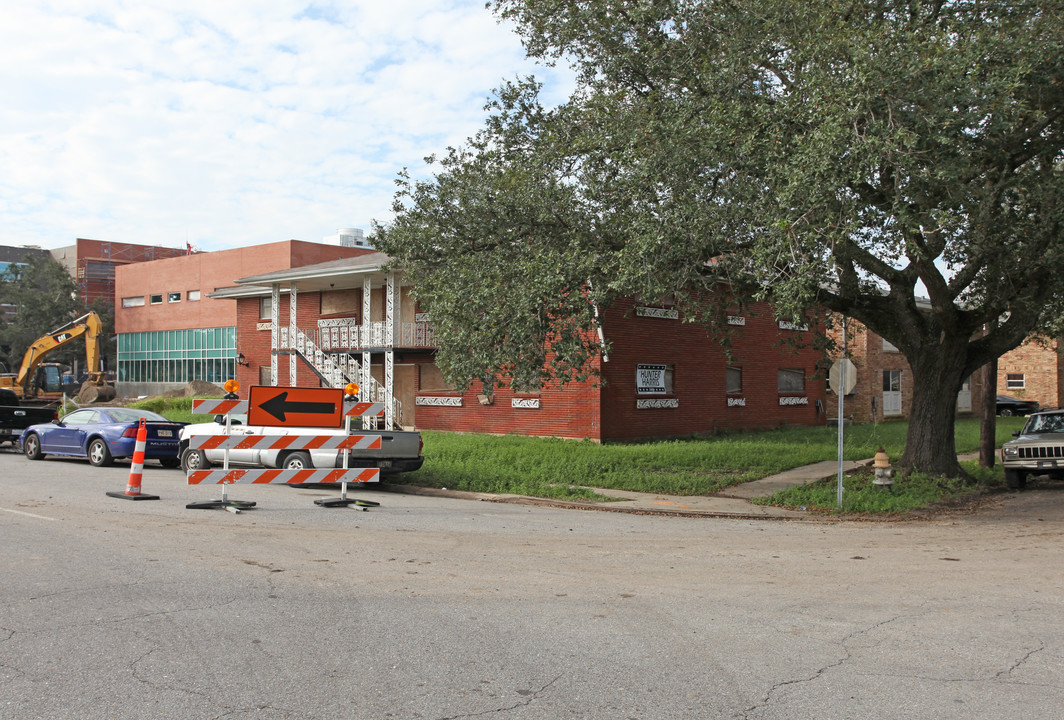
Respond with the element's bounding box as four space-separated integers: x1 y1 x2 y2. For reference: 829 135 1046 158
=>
997 338 1064 410
825 318 985 423
212 255 828 440
113 241 373 396
51 239 188 305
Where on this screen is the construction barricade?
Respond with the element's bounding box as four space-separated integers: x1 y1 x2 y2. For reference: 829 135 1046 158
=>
185 390 385 511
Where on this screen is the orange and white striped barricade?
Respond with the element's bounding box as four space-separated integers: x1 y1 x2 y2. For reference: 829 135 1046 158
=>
318 400 387 507
107 418 160 501
191 398 248 416
187 398 256 511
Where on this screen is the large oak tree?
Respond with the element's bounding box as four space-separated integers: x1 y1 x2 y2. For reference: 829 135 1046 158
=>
374 0 1064 476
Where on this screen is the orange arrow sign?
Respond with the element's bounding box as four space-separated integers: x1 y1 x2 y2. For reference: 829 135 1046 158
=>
247 386 345 428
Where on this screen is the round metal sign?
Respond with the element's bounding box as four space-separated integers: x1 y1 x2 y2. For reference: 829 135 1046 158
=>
829 359 858 394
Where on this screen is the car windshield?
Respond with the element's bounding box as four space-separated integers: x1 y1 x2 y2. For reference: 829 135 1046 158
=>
1024 413 1064 434
107 408 169 423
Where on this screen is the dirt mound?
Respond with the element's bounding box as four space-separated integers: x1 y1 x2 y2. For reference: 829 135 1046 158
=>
182 379 227 397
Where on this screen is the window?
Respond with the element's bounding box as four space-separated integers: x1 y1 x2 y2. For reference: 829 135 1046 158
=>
260 296 273 320
122 296 145 308
637 364 674 394
1006 373 1025 390
149 294 163 305
168 292 181 303
187 290 201 301
419 363 456 392
777 368 806 393
726 366 742 394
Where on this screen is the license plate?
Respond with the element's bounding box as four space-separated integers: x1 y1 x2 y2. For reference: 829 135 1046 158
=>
1037 459 1056 468
157 429 173 438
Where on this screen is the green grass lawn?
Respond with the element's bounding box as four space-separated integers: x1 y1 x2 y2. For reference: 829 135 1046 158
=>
131 393 1027 513
395 418 1027 504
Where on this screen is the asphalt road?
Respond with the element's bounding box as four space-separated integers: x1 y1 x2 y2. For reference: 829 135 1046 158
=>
1 448 1062 719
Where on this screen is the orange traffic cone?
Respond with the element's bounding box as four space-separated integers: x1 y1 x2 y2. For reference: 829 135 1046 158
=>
107 418 160 501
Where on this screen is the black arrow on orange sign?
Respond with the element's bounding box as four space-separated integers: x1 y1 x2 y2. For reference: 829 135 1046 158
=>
259 392 335 422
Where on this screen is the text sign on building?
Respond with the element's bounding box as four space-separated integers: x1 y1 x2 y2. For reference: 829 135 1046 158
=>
247 386 344 428
636 364 668 394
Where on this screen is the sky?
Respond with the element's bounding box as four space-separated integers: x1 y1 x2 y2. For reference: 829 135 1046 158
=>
0 0 575 252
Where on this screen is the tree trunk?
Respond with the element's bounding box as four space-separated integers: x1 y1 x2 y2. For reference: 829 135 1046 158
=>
899 347 968 477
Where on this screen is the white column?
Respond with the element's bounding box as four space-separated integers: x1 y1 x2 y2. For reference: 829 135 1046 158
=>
362 280 372 426
289 283 298 387
270 284 280 386
385 272 398 428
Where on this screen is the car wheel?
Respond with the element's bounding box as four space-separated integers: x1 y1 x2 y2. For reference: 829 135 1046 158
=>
159 456 181 469
281 451 312 470
1004 468 1027 490
180 447 210 473
87 438 114 467
23 433 43 460
999 408 1013 416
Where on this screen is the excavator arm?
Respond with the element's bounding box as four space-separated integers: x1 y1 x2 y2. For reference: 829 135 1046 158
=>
15 312 103 394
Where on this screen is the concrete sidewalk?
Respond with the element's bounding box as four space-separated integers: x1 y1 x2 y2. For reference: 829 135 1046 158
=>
386 458 867 519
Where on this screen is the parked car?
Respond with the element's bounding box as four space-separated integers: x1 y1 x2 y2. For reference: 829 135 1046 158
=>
20 407 186 467
1000 409 1064 489
179 413 424 476
996 395 1040 416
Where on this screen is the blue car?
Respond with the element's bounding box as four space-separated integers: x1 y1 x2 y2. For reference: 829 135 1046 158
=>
20 407 186 468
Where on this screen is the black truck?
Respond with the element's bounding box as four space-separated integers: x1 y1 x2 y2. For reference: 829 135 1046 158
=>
0 388 58 447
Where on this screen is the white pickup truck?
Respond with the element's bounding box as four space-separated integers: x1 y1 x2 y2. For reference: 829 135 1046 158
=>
178 414 424 476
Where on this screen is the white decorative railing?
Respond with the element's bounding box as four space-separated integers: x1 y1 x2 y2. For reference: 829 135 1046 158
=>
314 319 436 351
278 326 402 428
310 321 436 353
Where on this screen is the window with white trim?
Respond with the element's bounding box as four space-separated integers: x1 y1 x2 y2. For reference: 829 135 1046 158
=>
122 296 145 308
149 294 163 305
168 292 181 303
1006 373 1025 390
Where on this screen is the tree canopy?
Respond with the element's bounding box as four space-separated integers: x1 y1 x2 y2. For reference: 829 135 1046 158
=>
0 254 83 374
373 0 1064 475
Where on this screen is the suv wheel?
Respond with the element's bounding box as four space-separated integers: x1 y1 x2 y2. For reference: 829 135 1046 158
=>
1004 468 1027 490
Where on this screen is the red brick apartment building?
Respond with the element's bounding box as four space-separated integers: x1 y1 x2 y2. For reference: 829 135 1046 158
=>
825 318 991 423
207 254 828 440
113 241 373 397
997 338 1064 410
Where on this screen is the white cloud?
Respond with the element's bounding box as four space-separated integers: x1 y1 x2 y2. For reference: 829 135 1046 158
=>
0 0 575 251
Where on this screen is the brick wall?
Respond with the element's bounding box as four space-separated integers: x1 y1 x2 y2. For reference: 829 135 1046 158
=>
998 339 1061 409
600 298 826 439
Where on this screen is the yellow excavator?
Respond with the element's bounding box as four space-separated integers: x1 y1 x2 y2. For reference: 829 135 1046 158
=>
0 311 116 404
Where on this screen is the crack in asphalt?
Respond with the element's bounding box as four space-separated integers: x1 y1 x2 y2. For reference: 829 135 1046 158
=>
434 674 563 720
742 614 905 718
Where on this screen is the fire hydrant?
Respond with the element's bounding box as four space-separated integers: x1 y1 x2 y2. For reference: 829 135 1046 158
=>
872 447 895 489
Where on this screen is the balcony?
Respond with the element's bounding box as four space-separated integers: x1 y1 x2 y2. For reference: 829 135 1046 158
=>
313 319 436 352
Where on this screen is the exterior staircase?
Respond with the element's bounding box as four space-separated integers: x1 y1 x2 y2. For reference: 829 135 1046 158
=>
280 326 402 429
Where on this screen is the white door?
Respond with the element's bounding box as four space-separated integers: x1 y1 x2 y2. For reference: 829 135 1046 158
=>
883 370 903 416
957 376 972 412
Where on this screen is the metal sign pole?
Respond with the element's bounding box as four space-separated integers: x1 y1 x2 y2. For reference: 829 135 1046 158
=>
837 318 847 509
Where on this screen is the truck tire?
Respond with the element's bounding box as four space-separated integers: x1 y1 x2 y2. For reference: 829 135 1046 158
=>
23 433 43 460
1004 468 1027 490
281 451 312 470
87 438 114 467
180 447 210 473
